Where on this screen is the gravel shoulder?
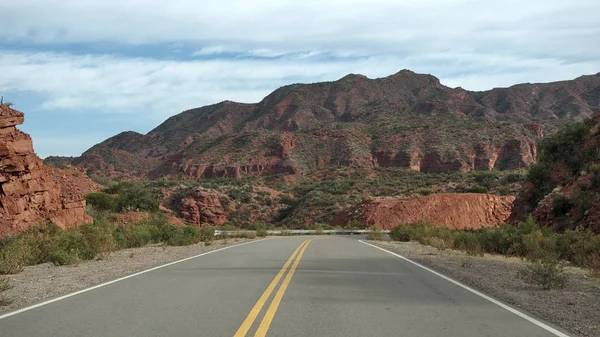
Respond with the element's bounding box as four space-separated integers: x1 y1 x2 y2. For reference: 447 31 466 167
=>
372 241 600 337
0 238 257 314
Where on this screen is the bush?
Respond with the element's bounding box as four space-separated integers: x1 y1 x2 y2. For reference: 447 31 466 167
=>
516 257 568 290
346 219 367 229
115 183 159 212
0 244 27 274
55 230 97 261
417 188 434 196
199 227 215 243
164 226 201 246
85 193 116 211
467 185 489 194
389 225 412 242
367 224 385 241
256 228 268 237
49 250 77 266
552 195 573 217
453 232 484 256
527 163 552 203
496 186 511 196
587 253 600 278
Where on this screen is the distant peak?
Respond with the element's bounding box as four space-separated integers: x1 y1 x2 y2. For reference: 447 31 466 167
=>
393 69 416 76
339 73 368 81
389 69 436 79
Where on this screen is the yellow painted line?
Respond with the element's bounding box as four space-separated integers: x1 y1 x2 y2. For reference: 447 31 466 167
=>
233 240 309 337
254 240 311 337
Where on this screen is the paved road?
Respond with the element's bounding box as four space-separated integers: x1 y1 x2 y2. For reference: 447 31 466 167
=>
0 237 569 337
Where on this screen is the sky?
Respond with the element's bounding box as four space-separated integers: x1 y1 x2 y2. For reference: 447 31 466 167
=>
1 0 599 158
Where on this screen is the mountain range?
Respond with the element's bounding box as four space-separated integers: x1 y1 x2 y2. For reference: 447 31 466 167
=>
46 70 600 178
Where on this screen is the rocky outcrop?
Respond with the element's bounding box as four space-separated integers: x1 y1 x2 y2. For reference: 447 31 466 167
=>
334 193 515 230
0 106 95 237
176 189 228 225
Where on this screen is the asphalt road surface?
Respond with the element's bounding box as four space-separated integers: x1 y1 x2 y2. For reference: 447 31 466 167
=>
0 236 571 337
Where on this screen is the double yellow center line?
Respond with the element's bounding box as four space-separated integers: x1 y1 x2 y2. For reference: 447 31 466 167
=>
234 240 311 337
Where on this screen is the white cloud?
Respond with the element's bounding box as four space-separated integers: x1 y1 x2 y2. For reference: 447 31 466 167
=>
1 0 599 60
1 50 598 123
0 0 599 156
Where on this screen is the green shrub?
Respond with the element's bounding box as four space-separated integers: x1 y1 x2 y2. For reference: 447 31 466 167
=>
256 228 268 237
164 226 200 246
453 232 484 256
346 219 366 229
527 163 552 203
516 257 568 290
85 193 116 211
476 227 511 255
555 229 600 266
590 164 600 188
56 230 97 261
389 225 412 242
552 195 573 217
115 183 159 212
496 186 511 196
367 224 385 241
467 185 489 194
199 227 215 243
587 253 600 278
0 243 27 274
113 225 153 248
504 172 526 184
49 250 77 266
417 188 434 196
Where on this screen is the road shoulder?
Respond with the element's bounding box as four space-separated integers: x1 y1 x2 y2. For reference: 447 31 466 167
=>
0 238 258 314
369 240 600 337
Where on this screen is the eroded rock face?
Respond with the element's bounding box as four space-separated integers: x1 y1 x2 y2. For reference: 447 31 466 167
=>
0 106 95 237
334 193 515 230
176 189 228 225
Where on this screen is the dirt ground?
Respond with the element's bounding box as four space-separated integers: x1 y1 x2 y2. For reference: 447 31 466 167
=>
372 240 600 337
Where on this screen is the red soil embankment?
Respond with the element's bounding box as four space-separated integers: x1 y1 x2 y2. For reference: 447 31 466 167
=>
334 193 515 230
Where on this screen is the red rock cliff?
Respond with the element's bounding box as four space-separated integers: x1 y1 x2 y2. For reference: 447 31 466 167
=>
0 106 95 237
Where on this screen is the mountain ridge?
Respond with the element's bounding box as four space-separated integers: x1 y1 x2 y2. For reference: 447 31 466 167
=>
46 70 600 178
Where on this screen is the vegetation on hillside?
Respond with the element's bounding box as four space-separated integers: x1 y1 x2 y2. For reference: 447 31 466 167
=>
85 181 160 213
519 115 600 231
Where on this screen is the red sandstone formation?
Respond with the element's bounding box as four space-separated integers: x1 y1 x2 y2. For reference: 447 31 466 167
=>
0 106 95 237
176 189 228 225
334 193 515 230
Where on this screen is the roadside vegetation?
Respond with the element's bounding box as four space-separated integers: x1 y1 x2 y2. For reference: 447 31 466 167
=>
388 216 600 288
0 210 216 275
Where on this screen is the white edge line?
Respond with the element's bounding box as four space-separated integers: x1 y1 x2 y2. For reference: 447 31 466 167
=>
359 240 571 337
0 238 266 320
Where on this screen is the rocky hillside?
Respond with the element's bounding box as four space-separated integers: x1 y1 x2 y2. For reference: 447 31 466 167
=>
510 112 600 233
64 70 600 178
0 105 97 237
